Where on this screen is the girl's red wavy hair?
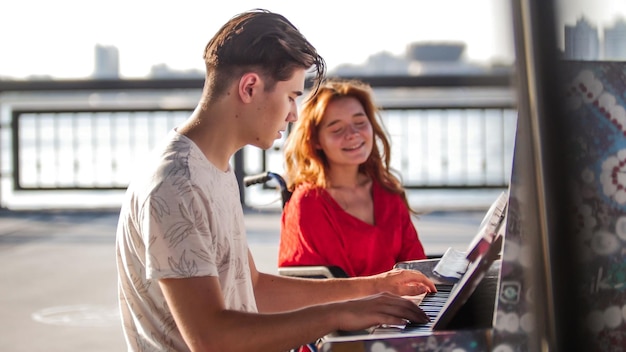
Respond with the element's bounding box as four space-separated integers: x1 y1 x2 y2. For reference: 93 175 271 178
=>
283 78 415 213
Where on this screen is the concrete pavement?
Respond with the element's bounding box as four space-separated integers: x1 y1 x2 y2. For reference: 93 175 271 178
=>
0 207 486 352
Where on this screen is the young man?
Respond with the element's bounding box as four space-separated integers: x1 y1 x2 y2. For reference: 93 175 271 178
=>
115 9 436 352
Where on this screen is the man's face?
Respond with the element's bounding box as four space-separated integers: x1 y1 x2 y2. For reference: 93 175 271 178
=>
248 68 305 150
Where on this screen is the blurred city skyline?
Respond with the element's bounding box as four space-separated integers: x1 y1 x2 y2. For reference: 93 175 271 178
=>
1 0 515 80
2 0 624 80
88 40 511 81
11 15 625 82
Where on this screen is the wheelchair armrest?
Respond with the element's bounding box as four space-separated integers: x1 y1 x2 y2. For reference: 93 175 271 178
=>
278 265 350 279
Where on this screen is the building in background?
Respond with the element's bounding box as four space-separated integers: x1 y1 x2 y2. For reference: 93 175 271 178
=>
331 51 410 76
406 42 490 75
93 44 120 79
564 17 600 60
331 41 494 76
604 18 626 60
148 63 204 79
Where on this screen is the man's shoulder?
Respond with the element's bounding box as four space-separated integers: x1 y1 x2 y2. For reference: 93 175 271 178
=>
126 134 194 193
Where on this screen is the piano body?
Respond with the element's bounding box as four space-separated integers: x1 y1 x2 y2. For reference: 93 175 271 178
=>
319 259 502 351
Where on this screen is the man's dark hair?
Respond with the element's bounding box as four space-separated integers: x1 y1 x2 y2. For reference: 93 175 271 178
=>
203 9 326 100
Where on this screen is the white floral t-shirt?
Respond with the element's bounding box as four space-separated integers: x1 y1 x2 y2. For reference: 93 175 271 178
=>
116 130 257 351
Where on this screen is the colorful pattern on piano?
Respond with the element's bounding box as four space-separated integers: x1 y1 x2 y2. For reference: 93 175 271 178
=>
558 61 626 350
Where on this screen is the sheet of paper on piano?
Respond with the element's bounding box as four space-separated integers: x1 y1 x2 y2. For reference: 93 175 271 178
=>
465 191 508 262
432 247 468 281
432 191 509 281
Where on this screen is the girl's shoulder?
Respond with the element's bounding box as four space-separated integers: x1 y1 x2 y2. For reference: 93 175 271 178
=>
286 183 335 213
371 179 405 203
292 182 326 200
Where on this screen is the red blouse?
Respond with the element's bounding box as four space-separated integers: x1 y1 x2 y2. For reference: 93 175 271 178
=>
278 181 426 277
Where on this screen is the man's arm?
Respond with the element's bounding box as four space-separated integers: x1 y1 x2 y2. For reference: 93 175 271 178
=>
159 273 430 352
249 251 436 313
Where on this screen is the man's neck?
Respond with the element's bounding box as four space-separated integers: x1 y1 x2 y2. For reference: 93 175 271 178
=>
177 104 241 171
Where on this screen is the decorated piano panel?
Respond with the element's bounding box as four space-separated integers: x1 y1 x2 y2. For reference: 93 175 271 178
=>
558 61 626 350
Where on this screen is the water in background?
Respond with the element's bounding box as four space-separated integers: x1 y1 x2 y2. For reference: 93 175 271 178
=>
0 88 516 211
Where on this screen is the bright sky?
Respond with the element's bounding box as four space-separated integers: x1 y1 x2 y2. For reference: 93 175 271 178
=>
1 0 622 80
1 0 516 79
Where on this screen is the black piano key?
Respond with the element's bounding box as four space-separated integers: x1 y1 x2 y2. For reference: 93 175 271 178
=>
434 284 454 292
404 321 434 329
422 296 449 302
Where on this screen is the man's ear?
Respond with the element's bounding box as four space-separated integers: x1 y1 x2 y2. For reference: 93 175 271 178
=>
238 72 261 103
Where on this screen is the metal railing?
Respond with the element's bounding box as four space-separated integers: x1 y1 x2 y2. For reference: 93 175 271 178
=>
0 73 517 209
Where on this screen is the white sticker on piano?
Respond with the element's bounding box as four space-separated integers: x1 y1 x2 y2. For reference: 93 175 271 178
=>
402 293 426 305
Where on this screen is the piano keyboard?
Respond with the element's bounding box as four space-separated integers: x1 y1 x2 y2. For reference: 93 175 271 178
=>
408 283 455 331
371 283 455 335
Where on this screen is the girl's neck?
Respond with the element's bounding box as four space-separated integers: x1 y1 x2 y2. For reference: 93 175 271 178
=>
328 171 370 190
326 171 374 223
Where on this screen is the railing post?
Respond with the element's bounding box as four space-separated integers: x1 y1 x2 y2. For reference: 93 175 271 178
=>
233 148 246 208
0 121 3 210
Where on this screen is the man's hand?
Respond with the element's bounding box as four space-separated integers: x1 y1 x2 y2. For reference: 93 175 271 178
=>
370 269 437 296
330 292 430 332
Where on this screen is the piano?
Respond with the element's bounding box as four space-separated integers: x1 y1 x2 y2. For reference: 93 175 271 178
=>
319 244 504 351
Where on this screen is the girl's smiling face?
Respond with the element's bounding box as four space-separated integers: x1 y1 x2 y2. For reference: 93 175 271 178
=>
316 96 374 167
